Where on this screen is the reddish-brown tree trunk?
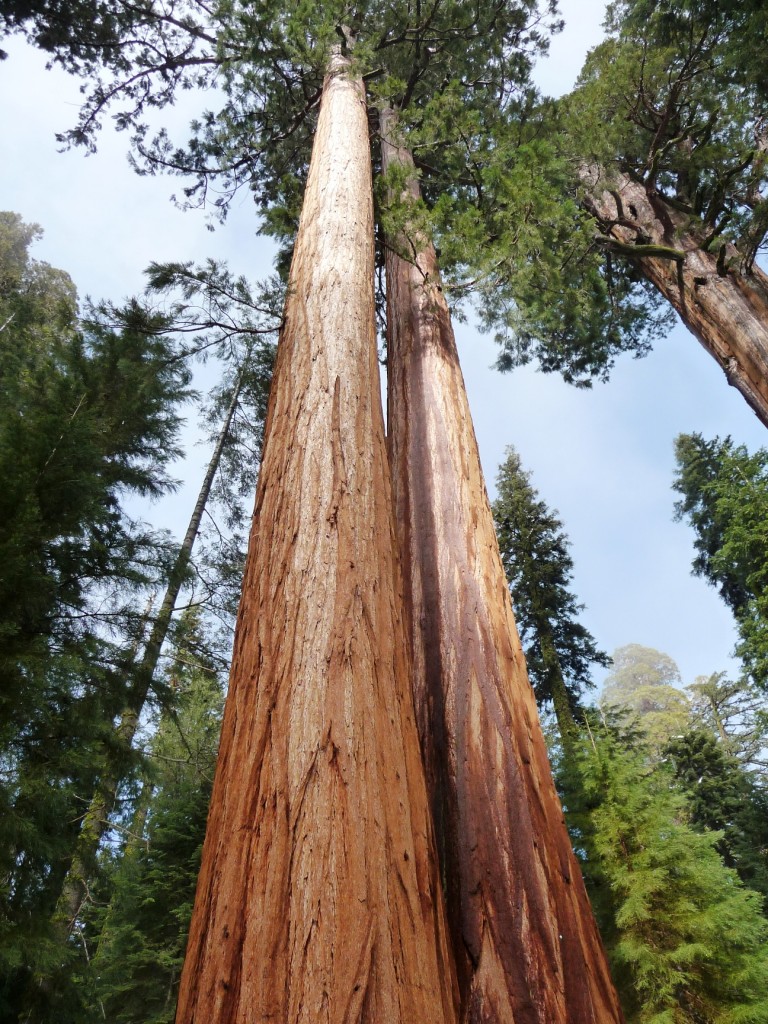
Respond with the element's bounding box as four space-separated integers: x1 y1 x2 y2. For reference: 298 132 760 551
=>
583 167 768 429
175 59 459 1024
382 109 623 1024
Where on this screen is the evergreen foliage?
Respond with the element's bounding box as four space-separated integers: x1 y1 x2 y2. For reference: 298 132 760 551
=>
686 672 768 781
569 721 768 1024
89 618 224 1023
492 445 608 730
673 433 768 692
571 0 768 268
600 644 691 750
490 0 768 383
665 729 768 902
0 213 196 1018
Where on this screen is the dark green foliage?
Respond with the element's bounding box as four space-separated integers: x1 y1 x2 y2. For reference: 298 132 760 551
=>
567 720 768 1024
488 0 768 384
687 672 768 781
492 446 608 730
90 626 224 1024
665 730 768 902
673 433 768 691
0 213 191 1018
428 101 673 386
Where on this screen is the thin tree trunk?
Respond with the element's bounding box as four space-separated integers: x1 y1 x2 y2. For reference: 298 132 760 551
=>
538 626 579 756
175 56 458 1024
54 364 246 935
381 108 623 1024
583 166 768 428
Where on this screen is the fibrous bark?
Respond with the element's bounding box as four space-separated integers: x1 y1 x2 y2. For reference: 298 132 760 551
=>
175 59 459 1024
583 166 768 429
382 109 623 1024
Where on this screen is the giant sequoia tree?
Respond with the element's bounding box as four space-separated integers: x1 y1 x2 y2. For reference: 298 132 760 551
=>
381 119 620 1021
3 4 631 1020
478 0 768 426
176 52 459 1023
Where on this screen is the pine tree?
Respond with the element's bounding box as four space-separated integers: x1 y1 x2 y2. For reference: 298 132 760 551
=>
53 360 254 946
89 615 225 1024
492 446 609 740
686 672 768 780
664 729 768 902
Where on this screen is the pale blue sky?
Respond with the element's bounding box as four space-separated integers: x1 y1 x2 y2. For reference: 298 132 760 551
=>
2 0 764 691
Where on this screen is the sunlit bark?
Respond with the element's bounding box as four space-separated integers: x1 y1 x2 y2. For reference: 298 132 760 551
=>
175 60 459 1024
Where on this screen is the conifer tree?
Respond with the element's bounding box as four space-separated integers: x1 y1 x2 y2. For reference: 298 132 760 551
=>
556 1 768 425
53 359 255 945
0 212 192 1019
88 614 225 1024
3 7 628 1018
599 645 691 751
673 433 768 690
686 672 768 780
571 722 768 1024
665 729 768 902
381 115 621 1022
492 445 609 740
176 51 458 1024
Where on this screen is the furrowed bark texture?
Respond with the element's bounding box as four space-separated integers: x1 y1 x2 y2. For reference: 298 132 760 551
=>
584 167 768 429
175 61 459 1024
382 112 623 1024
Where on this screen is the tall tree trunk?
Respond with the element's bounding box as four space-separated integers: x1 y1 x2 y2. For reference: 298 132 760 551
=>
381 109 623 1024
55 364 247 935
583 166 768 428
175 56 458 1024
538 626 579 756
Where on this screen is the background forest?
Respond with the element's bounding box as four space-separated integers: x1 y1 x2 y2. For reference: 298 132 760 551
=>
1 0 767 1021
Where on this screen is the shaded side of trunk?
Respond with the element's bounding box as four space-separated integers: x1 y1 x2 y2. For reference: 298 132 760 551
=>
382 110 622 1024
583 167 768 428
55 367 245 936
175 59 458 1024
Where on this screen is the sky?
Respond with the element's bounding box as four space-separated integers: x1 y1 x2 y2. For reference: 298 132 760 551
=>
2 0 766 693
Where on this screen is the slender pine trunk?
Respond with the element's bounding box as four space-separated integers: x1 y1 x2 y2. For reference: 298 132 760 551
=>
538 625 580 756
583 167 768 428
175 57 458 1024
54 365 246 935
381 108 623 1024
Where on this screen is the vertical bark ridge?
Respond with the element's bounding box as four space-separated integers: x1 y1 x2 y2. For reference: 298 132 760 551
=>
583 167 768 429
382 109 623 1024
175 58 459 1024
